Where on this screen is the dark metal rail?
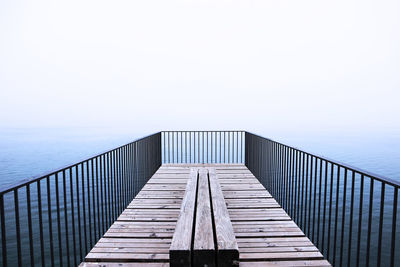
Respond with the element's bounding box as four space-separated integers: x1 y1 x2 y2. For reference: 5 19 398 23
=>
161 131 245 164
0 132 161 267
245 132 399 267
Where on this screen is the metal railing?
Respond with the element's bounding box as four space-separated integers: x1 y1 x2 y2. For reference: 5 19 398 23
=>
245 132 399 267
0 132 161 267
161 131 245 164
1 130 398 267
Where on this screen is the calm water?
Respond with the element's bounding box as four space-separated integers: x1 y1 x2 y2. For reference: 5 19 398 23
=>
0 127 149 190
0 128 399 266
1 128 399 189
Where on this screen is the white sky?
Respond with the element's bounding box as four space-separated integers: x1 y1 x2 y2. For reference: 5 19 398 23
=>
1 0 399 135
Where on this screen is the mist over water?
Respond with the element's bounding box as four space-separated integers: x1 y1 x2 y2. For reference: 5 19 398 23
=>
1 127 399 188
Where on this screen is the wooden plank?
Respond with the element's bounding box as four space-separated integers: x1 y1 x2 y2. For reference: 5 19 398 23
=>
80 263 169 267
85 252 169 262
238 247 318 253
97 237 171 243
239 251 324 260
239 260 331 266
208 168 239 267
193 168 215 267
91 247 170 254
95 243 172 249
169 168 198 267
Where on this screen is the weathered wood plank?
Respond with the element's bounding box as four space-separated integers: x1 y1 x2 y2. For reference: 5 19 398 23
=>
239 251 324 260
208 168 239 267
169 168 198 267
239 260 331 266
85 252 169 262
80 263 169 267
193 168 215 267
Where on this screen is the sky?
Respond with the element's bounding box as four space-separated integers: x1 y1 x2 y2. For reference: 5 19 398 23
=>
0 0 399 135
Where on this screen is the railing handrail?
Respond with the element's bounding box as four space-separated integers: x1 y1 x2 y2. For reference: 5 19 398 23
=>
0 131 161 195
161 130 246 132
246 131 400 188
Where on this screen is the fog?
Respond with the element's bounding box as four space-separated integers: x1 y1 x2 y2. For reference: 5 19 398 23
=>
1 0 399 136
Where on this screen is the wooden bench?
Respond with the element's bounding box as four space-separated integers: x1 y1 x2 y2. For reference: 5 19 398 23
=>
170 168 239 267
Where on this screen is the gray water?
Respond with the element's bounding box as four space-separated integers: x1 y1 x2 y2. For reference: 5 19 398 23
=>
0 128 399 266
2 128 398 189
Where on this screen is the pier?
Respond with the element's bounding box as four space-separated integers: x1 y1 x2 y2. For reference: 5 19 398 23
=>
0 131 398 266
80 164 329 266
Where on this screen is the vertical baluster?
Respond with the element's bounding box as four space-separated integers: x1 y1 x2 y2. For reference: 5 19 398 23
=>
270 141 274 196
95 157 101 239
333 166 340 266
55 173 63 267
286 147 290 211
354 173 363 266
291 149 295 219
219 132 221 163
46 176 55 266
312 157 318 243
317 159 323 248
339 168 347 266
106 153 111 226
296 150 300 223
0 193 6 267
181 132 183 163
206 132 208 163
125 145 129 204
113 151 117 219
304 154 309 232
76 166 82 261
26 185 34 267
130 143 133 198
172 132 174 164
377 183 385 266
322 161 328 254
37 181 45 267
14 189 22 266
390 187 398 267
278 145 283 205
69 168 77 266
347 171 355 266
308 156 313 236
122 147 126 207
243 132 245 163
301 153 305 229
228 131 230 164
109 152 114 222
82 162 88 255
236 131 239 163
89 160 94 248
133 142 137 196
366 178 374 266
327 163 334 261
62 170 70 266
280 145 284 205
190 131 192 164
275 143 279 201
105 153 110 226
163 132 165 163
284 147 288 211
99 155 105 234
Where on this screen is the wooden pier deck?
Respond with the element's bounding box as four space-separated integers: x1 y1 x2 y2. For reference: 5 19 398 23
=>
80 164 331 267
